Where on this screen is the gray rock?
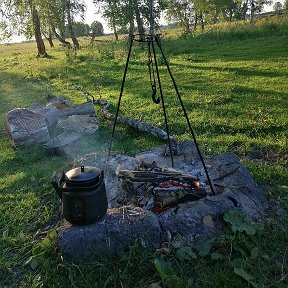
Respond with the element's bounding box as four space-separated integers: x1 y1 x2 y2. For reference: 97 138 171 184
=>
58 143 276 262
58 206 161 262
158 187 268 247
157 152 270 247
135 141 201 168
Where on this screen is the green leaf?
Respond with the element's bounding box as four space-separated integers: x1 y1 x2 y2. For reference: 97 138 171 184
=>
223 211 256 235
32 245 43 256
32 233 55 256
154 258 174 280
211 252 224 260
165 275 181 288
234 268 256 287
232 258 251 270
30 258 39 270
195 238 216 256
176 246 197 260
261 254 270 260
154 259 181 288
103 275 113 288
250 247 259 260
48 230 57 241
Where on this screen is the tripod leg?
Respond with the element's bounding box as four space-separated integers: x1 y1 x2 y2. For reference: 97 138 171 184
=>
155 37 215 196
106 36 134 169
151 38 174 167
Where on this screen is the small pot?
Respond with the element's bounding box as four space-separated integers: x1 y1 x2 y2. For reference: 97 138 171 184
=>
51 166 108 225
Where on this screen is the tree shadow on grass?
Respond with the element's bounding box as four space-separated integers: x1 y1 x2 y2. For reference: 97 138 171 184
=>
161 35 288 62
0 71 51 121
171 62 288 78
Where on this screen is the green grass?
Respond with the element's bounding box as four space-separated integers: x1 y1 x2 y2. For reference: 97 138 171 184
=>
0 17 288 287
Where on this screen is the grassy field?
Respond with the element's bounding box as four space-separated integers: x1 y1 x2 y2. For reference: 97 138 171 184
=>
0 16 288 287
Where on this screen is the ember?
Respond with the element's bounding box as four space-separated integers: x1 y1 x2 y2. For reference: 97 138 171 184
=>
118 163 208 212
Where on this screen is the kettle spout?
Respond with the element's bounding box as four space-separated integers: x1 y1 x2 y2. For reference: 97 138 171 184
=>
51 181 62 199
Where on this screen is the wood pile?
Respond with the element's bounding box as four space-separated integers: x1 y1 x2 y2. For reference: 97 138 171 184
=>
118 163 208 212
5 96 98 149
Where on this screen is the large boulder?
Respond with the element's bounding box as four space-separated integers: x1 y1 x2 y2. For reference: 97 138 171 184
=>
58 206 161 262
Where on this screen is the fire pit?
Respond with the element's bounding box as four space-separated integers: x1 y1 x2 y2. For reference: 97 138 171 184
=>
57 141 274 262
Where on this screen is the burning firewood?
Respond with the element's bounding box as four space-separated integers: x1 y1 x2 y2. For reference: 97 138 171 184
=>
118 170 199 185
118 167 208 212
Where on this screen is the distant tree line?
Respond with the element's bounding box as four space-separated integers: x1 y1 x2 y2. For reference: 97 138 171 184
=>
106 0 287 35
94 0 288 39
64 21 104 38
0 0 287 56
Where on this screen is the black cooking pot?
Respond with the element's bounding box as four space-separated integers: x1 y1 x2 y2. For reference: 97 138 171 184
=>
51 166 108 225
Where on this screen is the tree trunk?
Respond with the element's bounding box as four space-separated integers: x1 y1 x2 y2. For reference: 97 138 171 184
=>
66 0 80 49
95 98 173 142
128 0 134 37
44 30 54 48
5 108 50 148
52 26 72 47
229 10 233 22
200 13 204 30
45 101 96 129
29 0 47 57
90 35 95 45
113 23 119 41
241 0 249 20
194 15 198 30
250 0 256 23
183 18 190 33
107 0 118 40
134 0 145 40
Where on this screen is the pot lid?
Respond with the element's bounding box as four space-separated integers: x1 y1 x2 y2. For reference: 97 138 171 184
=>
65 166 101 183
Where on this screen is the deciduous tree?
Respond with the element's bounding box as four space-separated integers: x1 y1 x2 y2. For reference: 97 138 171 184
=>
90 20 104 38
0 0 47 56
273 1 283 13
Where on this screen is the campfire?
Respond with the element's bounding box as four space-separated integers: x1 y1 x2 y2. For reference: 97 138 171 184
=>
57 141 273 262
117 163 207 213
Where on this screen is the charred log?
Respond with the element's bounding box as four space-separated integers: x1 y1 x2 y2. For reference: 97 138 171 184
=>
118 169 199 184
5 108 50 148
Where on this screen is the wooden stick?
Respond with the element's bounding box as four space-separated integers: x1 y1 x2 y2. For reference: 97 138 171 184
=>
94 98 176 142
118 169 199 184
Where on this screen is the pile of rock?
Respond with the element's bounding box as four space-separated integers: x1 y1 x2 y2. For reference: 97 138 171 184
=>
58 142 277 262
5 96 99 152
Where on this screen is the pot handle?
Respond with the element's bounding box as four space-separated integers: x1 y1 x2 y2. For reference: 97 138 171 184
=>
100 170 104 181
51 172 65 199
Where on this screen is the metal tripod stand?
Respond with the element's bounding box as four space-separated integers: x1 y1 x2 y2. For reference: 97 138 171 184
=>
107 2 215 196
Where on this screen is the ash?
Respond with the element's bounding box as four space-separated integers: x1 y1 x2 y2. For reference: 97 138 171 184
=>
59 141 278 262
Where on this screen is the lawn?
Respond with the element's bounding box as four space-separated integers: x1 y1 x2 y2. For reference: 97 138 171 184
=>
0 16 288 287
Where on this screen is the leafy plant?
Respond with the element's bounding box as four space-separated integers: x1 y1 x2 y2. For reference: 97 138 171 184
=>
23 230 58 271
195 238 217 257
176 246 197 260
234 267 256 287
154 258 181 288
223 211 256 235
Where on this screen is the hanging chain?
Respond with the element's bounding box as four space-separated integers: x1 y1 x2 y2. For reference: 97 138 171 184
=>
147 38 160 104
